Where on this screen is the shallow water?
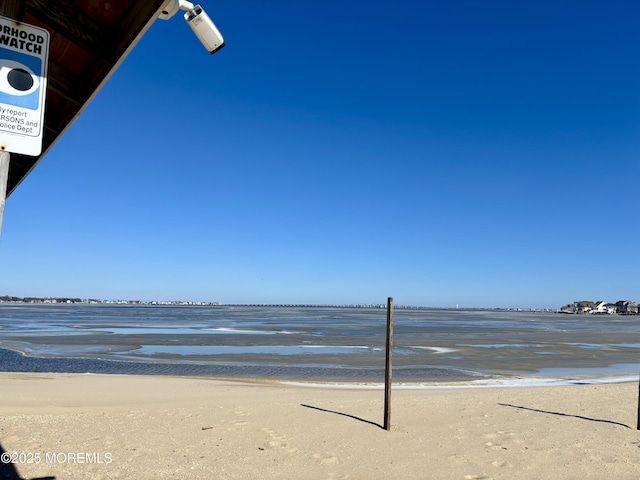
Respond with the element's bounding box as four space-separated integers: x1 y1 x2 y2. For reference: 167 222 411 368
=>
0 304 639 383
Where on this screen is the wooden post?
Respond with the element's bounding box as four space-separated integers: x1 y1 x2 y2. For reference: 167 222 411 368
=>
0 151 9 239
384 297 394 431
637 375 640 430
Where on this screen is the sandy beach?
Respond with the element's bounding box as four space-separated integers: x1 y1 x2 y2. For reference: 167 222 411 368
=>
0 373 638 480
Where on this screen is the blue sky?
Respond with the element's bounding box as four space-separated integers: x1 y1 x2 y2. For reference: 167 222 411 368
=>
1 0 638 308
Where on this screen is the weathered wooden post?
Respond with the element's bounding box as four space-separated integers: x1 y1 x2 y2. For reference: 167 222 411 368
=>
637 376 640 430
0 151 9 239
384 297 394 431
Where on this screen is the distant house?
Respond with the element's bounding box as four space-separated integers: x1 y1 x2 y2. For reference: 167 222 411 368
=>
615 300 638 315
605 303 618 314
575 301 597 314
560 303 576 314
561 300 639 315
592 301 607 314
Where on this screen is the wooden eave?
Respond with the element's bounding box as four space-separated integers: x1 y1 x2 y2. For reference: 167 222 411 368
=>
2 0 167 197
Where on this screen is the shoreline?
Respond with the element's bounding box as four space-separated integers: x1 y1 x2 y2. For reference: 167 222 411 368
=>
1 345 639 388
284 375 640 390
1 372 639 479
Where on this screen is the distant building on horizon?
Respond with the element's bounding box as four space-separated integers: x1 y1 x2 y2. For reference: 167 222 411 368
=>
561 300 638 315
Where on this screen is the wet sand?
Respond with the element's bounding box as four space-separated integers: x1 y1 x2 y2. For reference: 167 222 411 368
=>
0 373 639 479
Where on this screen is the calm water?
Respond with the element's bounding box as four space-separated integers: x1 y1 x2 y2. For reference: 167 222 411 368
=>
0 304 639 383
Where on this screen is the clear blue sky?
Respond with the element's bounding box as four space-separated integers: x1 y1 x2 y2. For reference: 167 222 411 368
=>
1 0 638 308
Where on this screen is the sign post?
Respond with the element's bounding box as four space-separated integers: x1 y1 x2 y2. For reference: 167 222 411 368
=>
0 15 49 237
0 149 8 238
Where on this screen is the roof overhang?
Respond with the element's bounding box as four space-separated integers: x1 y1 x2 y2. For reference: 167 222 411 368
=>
2 0 167 197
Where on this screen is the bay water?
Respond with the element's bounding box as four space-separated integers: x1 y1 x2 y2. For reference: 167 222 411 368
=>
0 304 639 385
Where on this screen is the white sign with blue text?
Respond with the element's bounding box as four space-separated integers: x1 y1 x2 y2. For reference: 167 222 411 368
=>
0 15 49 156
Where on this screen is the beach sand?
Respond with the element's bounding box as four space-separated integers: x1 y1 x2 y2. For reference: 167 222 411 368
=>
0 373 638 479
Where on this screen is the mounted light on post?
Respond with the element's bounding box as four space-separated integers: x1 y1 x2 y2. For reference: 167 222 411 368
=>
158 0 225 54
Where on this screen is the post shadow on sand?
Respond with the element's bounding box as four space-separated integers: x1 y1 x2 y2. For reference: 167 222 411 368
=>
0 443 55 480
301 404 385 430
498 403 632 429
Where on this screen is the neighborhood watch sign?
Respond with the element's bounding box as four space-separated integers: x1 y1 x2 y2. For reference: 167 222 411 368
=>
0 15 49 156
